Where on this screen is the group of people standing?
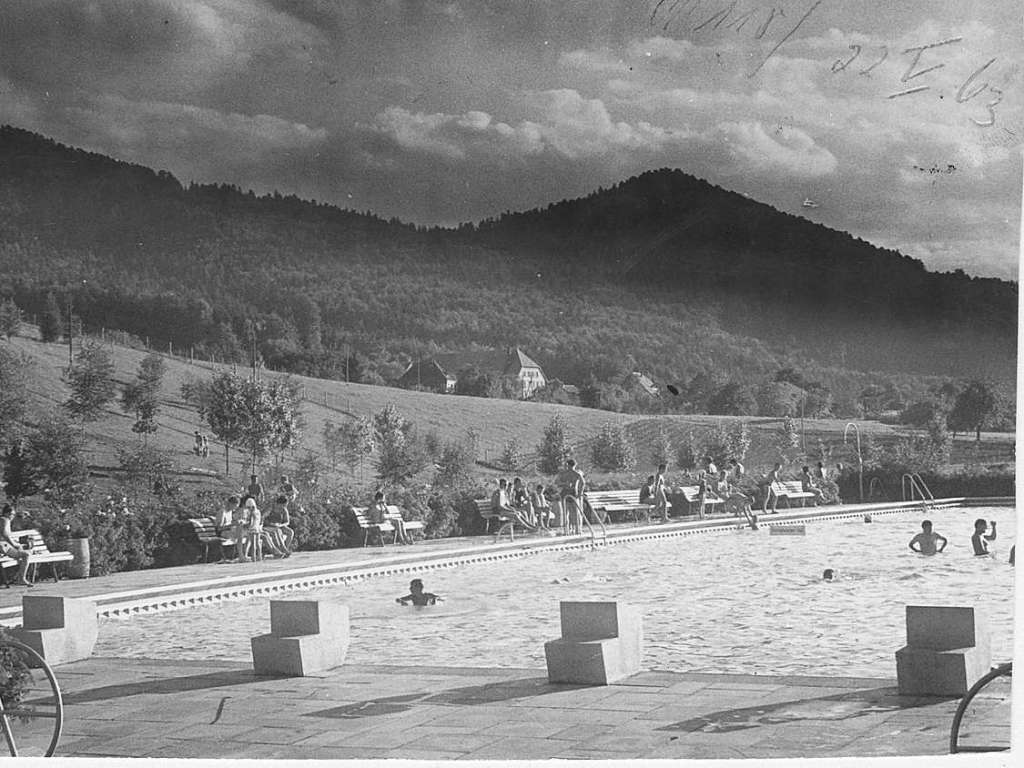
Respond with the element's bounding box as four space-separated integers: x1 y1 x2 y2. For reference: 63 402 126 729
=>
909 517 1010 561
213 474 299 562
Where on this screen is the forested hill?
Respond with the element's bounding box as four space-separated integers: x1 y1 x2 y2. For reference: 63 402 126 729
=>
474 170 1015 333
0 125 1016 415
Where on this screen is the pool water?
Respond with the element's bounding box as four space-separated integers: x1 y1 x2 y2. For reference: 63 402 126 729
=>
95 508 1015 678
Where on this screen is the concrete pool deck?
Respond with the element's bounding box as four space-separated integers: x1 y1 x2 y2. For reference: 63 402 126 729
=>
48 658 1012 759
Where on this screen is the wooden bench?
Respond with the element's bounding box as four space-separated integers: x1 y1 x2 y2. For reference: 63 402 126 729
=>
770 480 817 508
385 505 425 539
0 529 73 585
351 507 395 546
678 485 725 517
584 490 670 524
186 517 236 562
473 499 528 542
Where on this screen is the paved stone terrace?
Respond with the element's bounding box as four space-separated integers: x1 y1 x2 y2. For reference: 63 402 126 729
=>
47 658 1010 759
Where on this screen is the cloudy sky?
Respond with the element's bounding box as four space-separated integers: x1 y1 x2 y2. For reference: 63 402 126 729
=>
1 0 1020 278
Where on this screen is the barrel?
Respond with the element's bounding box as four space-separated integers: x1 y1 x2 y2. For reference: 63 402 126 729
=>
67 537 91 579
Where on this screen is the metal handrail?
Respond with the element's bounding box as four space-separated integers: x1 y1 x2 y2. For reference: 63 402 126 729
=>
579 495 607 545
949 662 1012 754
867 476 885 500
901 473 934 503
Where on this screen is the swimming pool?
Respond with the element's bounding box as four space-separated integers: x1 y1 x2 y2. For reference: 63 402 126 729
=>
95 507 1015 677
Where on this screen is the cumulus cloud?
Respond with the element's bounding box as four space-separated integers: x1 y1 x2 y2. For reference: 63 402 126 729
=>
714 121 839 177
371 90 694 162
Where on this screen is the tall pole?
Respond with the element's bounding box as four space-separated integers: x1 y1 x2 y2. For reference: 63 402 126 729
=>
66 295 73 367
844 423 864 502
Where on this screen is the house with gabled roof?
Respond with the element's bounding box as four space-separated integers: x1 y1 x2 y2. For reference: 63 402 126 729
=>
396 359 457 393
401 346 547 399
628 371 661 397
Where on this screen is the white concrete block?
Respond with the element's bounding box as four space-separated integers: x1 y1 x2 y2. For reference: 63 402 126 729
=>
546 601 642 686
770 525 806 535
270 600 348 639
905 606 985 651
251 633 349 677
252 600 350 677
12 596 97 665
895 645 991 696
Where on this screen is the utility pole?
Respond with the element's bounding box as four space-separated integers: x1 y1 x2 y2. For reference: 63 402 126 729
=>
66 294 73 367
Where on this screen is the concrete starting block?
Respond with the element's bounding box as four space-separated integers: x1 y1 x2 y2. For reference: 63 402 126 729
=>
545 601 642 685
12 595 98 665
895 606 990 696
251 600 350 677
770 524 806 535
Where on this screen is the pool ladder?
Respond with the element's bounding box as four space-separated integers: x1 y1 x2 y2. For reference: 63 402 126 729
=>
901 473 934 509
579 496 607 546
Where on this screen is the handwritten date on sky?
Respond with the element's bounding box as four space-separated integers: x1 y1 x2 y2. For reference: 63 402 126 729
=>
648 1 1007 127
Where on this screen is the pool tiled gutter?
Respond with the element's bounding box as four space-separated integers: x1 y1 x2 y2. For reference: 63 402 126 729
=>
0 495 1012 625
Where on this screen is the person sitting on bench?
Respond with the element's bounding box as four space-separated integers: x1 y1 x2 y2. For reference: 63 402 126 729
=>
1 504 32 587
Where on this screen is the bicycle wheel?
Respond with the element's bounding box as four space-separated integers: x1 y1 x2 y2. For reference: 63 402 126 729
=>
0 639 63 757
949 663 1012 754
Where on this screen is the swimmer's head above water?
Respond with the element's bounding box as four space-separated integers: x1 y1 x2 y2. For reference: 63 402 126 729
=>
822 568 837 581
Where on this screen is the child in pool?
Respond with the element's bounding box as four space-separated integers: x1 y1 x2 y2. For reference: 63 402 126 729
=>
396 578 442 606
971 518 997 556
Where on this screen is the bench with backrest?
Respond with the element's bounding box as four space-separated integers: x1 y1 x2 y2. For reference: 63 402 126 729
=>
0 529 73 585
678 485 725 517
584 490 671 524
770 480 817 508
350 507 395 546
385 505 425 539
473 498 528 542
186 517 236 562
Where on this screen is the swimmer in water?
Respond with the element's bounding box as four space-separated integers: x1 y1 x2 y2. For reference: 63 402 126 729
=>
396 578 442 606
908 520 947 556
971 518 997 556
822 568 837 581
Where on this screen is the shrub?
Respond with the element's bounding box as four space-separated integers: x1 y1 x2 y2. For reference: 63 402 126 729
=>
290 499 346 551
499 438 524 472
650 428 673 467
590 423 636 471
537 415 572 475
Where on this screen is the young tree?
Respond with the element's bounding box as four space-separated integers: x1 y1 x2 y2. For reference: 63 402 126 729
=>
590 422 636 471
499 438 523 472
321 420 344 470
340 416 374 482
725 421 752 463
2 442 39 502
24 415 91 508
434 433 476 489
65 340 117 421
537 414 572 475
39 292 63 343
650 428 673 468
371 403 427 485
948 380 997 441
0 346 30 439
121 353 167 436
0 298 22 341
776 416 802 463
199 372 303 474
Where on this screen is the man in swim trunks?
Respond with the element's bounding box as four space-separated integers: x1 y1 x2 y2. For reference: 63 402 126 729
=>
396 578 441 606
908 519 947 555
556 458 586 534
971 518 997 556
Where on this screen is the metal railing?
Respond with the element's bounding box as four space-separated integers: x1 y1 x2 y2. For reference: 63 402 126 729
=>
949 662 1012 754
901 473 935 503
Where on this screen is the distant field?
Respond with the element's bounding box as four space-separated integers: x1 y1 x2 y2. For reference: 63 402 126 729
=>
6 328 1015 498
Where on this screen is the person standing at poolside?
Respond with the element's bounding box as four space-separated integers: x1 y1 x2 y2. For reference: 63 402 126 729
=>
653 463 668 522
908 519 947 555
971 518 997 556
247 474 265 505
761 462 782 514
557 459 586 534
